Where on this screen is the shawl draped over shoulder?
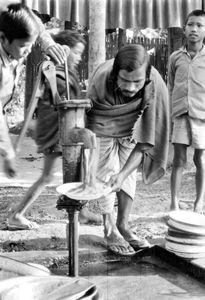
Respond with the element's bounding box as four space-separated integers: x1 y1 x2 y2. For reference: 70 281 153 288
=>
35 65 80 153
86 59 169 184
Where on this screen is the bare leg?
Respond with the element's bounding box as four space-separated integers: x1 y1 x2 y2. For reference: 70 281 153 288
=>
79 207 102 225
116 190 132 233
194 149 205 213
116 190 150 248
8 152 60 228
170 144 187 211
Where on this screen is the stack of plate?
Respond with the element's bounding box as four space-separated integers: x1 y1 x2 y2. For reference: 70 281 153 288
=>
165 210 205 259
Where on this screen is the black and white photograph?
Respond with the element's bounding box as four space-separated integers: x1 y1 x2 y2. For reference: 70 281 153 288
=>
1 0 205 299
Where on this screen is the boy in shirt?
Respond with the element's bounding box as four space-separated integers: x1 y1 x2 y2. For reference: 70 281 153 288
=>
168 10 205 213
0 3 66 178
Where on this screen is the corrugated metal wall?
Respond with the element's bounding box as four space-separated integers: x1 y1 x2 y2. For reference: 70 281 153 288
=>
21 0 204 29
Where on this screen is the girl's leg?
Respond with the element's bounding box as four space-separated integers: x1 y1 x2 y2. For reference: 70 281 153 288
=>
193 149 205 213
8 152 60 228
170 143 187 210
79 207 102 225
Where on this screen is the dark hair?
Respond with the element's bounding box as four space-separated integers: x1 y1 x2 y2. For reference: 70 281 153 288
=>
0 3 39 42
110 44 150 82
185 9 205 25
52 30 86 48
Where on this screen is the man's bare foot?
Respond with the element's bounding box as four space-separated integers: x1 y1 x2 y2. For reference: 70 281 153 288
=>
105 231 135 256
103 212 135 255
7 214 39 230
79 207 102 225
117 227 150 250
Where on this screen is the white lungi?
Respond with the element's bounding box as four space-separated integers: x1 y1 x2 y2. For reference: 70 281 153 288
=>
95 136 137 214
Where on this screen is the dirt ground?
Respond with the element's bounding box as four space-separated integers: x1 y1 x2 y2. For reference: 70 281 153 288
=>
133 145 197 216
0 136 198 219
0 133 199 249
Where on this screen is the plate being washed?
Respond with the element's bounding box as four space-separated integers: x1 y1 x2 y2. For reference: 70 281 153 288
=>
56 182 112 201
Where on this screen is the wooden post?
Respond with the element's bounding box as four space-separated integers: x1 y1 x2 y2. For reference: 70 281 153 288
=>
167 27 184 57
88 0 106 80
118 28 126 49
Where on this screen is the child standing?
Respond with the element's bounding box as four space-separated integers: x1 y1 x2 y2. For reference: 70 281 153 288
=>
168 10 205 213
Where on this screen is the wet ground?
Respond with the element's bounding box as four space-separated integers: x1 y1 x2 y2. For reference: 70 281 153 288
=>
1 134 205 299
36 249 205 300
2 246 205 300
78 256 205 300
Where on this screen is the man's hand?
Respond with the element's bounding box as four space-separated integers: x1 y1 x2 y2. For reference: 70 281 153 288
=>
3 158 16 178
46 44 70 65
108 172 124 192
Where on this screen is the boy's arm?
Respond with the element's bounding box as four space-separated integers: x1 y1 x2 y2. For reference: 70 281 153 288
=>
167 54 175 100
38 22 55 50
36 17 66 65
0 103 15 160
167 54 176 117
0 102 16 177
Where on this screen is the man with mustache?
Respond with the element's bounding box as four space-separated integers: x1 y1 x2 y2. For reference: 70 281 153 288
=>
86 44 169 256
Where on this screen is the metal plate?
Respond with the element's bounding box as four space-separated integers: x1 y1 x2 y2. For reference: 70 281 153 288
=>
56 182 112 201
169 211 205 227
166 234 205 246
165 245 205 259
167 220 205 235
166 240 205 254
0 276 98 299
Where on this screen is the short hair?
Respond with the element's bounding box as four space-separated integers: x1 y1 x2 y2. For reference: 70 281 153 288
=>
0 3 39 42
185 9 205 25
110 44 150 82
52 30 86 48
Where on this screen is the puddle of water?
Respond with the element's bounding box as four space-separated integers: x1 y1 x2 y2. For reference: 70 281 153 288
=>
51 256 205 300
